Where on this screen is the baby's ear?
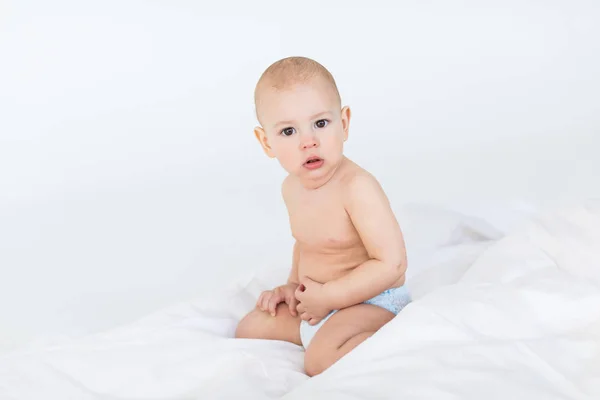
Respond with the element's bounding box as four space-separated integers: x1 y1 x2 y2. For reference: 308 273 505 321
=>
341 106 351 141
254 126 275 158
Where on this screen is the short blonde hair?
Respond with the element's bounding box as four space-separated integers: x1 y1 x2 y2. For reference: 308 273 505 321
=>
254 56 341 117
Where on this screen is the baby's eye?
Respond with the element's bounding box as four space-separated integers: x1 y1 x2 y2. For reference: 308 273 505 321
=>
281 127 296 136
315 119 329 129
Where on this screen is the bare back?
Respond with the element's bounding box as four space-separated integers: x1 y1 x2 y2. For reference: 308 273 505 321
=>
283 158 404 287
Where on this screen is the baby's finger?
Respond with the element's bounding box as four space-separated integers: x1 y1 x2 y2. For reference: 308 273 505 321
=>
288 297 298 317
300 312 311 321
268 293 282 317
309 318 321 326
296 303 305 314
261 294 271 313
257 292 267 310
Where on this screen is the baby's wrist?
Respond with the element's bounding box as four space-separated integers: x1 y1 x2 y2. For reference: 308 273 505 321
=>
284 282 299 295
323 281 343 310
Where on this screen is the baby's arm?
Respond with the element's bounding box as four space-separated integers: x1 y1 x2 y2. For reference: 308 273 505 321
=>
282 176 300 286
287 241 300 285
324 174 407 310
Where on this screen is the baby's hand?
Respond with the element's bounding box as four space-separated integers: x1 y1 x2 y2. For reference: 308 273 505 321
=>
295 277 332 325
256 283 299 317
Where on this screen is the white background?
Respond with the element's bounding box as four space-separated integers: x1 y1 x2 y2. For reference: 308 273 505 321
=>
1 0 599 353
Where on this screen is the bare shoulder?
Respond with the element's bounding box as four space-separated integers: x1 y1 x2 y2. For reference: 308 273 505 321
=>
340 161 389 208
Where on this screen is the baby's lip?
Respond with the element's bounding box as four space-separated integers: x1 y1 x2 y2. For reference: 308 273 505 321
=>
303 156 322 165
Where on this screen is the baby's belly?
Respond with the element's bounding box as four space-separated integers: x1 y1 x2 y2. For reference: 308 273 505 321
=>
297 246 369 284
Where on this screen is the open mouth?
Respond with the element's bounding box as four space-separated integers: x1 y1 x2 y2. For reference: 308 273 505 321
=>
303 156 324 170
304 157 322 165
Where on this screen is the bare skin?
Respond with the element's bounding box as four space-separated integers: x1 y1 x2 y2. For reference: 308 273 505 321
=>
235 61 407 376
235 159 405 376
285 158 405 291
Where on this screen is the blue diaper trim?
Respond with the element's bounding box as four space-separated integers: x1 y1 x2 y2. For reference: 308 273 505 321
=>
363 285 412 315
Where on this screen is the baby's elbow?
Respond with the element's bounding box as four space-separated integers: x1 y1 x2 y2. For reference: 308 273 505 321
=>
388 257 407 279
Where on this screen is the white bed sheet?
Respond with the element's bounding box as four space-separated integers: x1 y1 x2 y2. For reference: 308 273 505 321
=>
283 199 600 399
1 201 598 399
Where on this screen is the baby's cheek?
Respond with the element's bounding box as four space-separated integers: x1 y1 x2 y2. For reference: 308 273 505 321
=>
283 147 300 162
324 132 343 146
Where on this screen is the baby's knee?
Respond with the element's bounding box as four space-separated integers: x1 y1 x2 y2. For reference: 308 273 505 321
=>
303 330 374 376
235 306 284 339
303 347 330 377
235 307 265 339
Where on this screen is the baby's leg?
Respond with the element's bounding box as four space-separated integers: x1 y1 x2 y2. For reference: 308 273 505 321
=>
303 304 395 376
235 303 302 346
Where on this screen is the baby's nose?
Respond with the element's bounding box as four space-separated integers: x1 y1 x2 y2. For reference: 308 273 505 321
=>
302 140 317 149
300 134 318 149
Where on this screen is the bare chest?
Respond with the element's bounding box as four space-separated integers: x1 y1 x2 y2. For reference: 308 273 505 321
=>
287 192 360 251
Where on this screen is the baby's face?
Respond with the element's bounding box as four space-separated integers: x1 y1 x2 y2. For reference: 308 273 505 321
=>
255 76 350 185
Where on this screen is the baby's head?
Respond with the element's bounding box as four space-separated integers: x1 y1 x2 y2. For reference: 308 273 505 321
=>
253 56 351 186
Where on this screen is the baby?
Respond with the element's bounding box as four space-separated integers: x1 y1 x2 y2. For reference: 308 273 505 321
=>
235 56 411 377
